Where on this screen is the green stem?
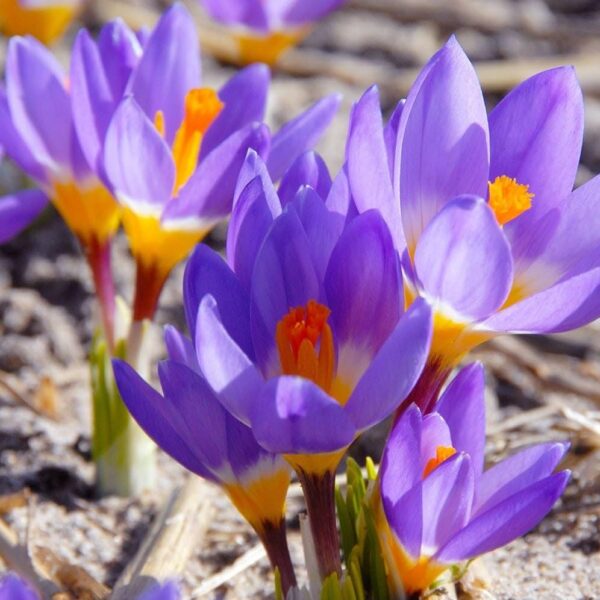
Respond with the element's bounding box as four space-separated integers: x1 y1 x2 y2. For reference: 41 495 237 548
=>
91 335 156 497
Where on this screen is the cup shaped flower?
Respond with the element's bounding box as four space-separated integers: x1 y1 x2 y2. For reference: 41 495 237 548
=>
113 327 297 593
0 26 131 343
0 573 37 600
97 5 340 322
185 150 432 576
377 363 570 596
346 38 600 408
0 0 83 45
198 0 346 65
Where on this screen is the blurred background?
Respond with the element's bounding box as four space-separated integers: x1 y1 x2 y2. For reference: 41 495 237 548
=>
1 0 600 598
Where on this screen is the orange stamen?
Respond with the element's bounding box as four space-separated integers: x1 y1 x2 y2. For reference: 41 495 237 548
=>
423 445 456 478
276 300 334 392
171 88 223 193
488 175 534 226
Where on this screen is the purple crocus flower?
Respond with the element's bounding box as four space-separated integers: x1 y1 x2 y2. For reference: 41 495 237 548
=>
183 150 432 577
199 0 346 65
377 363 569 595
0 22 134 345
113 326 297 594
347 37 600 411
85 5 340 322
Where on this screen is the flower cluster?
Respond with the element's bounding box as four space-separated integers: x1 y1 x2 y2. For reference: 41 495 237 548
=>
0 2 592 597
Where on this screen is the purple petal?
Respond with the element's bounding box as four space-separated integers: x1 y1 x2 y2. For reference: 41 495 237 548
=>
98 19 141 100
129 4 200 143
288 186 344 280
267 94 341 181
195 295 263 425
395 37 489 253
0 573 38 600
436 471 569 562
200 64 270 159
283 0 346 26
200 0 269 29
414 196 513 321
164 325 199 373
163 123 270 223
0 189 48 243
384 482 423 561
347 86 402 247
490 67 583 263
383 99 404 177
250 209 322 375
474 442 569 516
483 266 600 334
436 363 486 478
381 404 423 506
510 174 600 297
0 89 46 183
183 244 254 358
325 167 357 219
420 413 452 469
103 97 174 211
138 581 180 600
70 29 116 172
158 360 230 472
345 298 432 431
250 376 356 455
325 209 401 376
6 36 72 173
421 453 474 552
233 148 278 208
278 151 332 207
112 359 215 480
227 174 281 292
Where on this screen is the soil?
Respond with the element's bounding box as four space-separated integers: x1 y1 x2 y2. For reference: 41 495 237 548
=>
2 0 600 598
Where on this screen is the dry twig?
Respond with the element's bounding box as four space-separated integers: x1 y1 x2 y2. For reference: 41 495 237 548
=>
110 476 214 599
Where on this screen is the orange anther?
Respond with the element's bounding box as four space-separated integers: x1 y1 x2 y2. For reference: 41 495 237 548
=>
488 175 534 226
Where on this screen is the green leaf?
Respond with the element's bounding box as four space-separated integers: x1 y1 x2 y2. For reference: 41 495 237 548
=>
336 485 357 565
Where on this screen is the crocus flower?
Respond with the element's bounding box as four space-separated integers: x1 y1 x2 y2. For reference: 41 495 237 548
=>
377 363 569 596
0 0 83 45
199 0 346 65
184 150 432 577
96 5 340 331
347 37 600 411
0 27 130 344
0 573 37 600
113 327 297 594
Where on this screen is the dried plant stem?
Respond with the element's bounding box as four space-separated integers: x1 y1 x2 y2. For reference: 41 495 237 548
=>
110 476 214 599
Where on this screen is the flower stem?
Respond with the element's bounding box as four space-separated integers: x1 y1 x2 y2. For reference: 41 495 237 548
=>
91 334 156 497
259 519 297 596
296 469 341 580
132 259 167 322
84 237 116 351
394 359 451 423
